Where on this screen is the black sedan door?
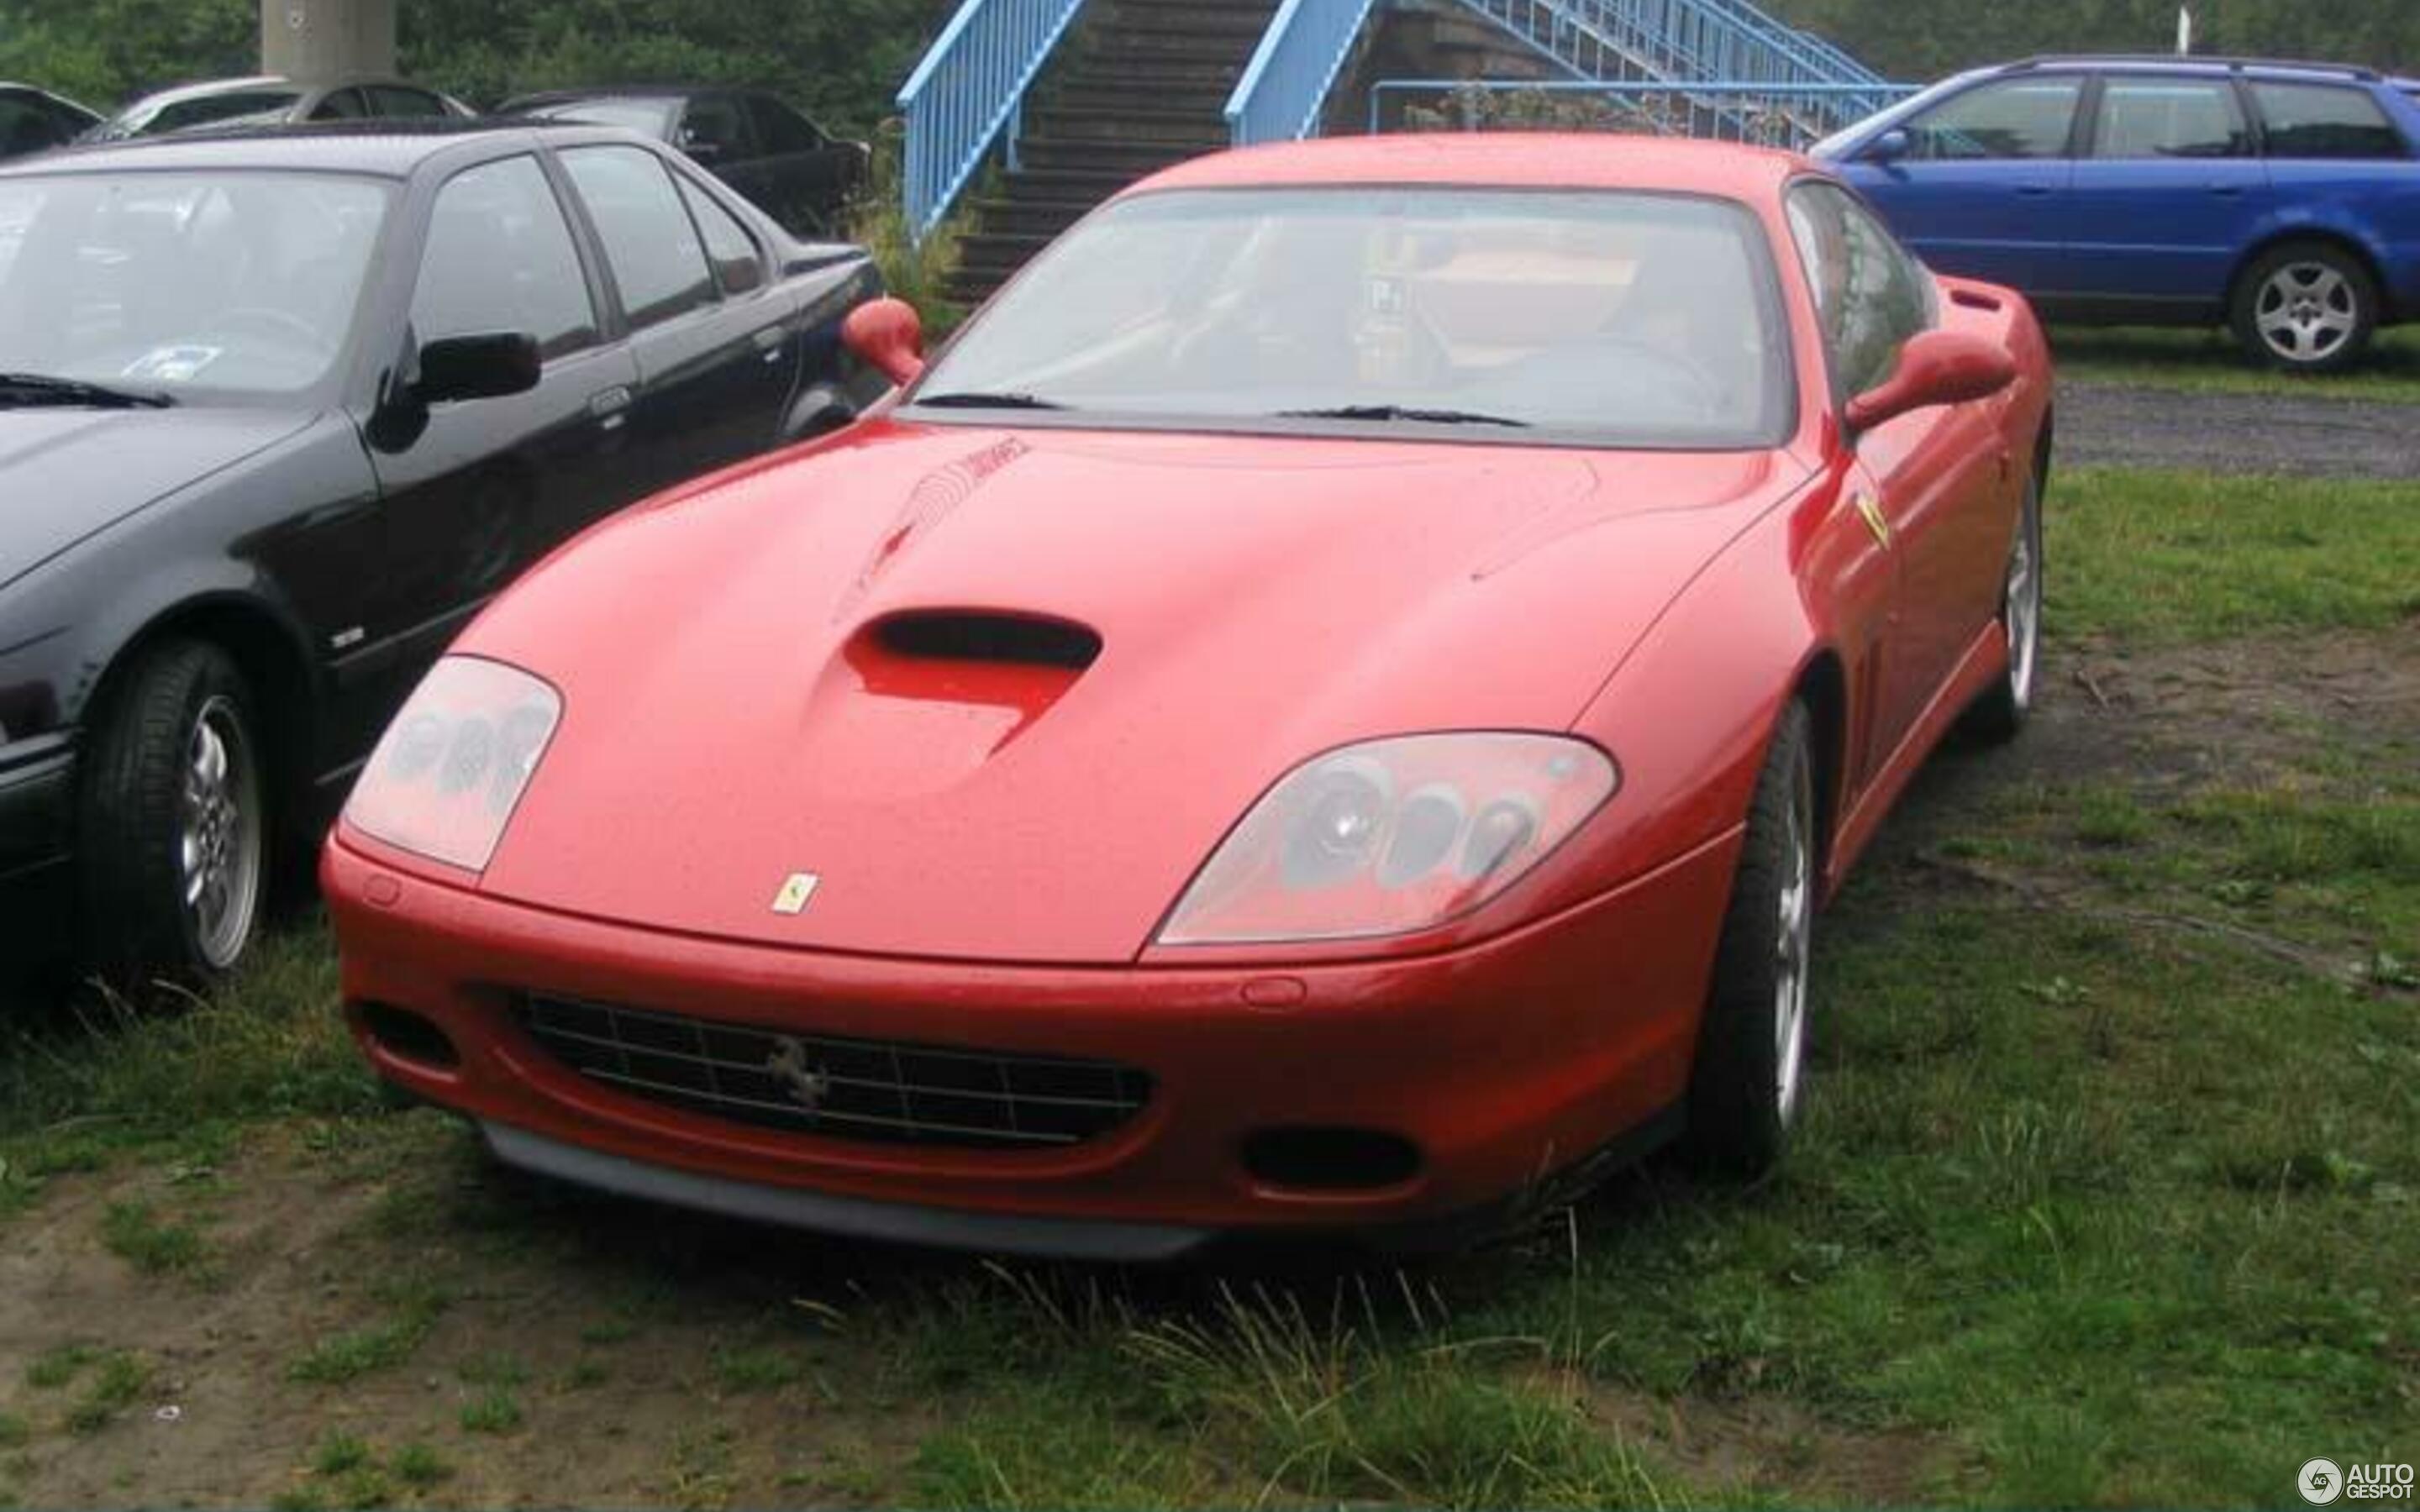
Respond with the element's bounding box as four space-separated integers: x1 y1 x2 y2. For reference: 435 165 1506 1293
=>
333 150 641 757
556 144 799 495
738 94 864 236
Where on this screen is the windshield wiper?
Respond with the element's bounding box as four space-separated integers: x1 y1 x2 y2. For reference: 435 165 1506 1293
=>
0 372 176 410
1276 403 1528 428
913 390 1066 411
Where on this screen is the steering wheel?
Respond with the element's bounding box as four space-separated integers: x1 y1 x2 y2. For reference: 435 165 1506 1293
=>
200 307 329 349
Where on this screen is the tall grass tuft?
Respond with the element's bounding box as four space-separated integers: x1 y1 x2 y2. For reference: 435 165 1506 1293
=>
845 121 972 337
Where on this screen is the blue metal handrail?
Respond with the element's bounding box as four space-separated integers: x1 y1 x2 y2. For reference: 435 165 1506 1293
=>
897 0 1092 242
1367 76 1918 144
1226 0 1384 145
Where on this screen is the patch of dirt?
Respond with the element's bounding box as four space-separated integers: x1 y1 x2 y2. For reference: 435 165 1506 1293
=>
2060 380 2420 479
0 1125 939 1509
1560 1375 1975 1505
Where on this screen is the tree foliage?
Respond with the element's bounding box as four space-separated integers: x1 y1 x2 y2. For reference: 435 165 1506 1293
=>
1767 0 2419 80
0 0 955 131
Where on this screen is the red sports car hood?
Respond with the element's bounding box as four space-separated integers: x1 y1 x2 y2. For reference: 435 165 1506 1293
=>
465 421 1806 962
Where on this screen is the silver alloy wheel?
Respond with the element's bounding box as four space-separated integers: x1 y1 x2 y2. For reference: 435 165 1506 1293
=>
2254 260 2358 365
1771 758 1814 1124
2005 496 2042 712
180 694 263 970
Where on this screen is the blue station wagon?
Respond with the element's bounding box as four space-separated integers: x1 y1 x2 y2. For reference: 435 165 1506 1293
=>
1815 57 2420 370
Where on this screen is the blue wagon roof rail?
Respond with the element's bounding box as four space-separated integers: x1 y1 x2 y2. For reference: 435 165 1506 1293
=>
2007 55 2383 81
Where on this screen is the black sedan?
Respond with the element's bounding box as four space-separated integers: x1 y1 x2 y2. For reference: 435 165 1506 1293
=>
499 88 868 235
0 122 883 980
1 83 97 162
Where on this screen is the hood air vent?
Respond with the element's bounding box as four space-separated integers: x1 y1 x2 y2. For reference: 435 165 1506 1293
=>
872 611 1102 671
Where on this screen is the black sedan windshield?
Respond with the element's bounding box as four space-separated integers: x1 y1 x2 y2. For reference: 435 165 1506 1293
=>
0 171 390 397
913 186 1792 447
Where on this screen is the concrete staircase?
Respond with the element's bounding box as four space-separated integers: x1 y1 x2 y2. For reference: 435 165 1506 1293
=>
948 0 1281 304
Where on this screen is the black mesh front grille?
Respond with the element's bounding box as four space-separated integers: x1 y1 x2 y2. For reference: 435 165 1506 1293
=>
513 993 1151 1150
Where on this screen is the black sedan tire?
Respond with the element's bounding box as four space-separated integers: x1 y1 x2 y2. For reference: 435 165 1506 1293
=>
1679 698 1817 1178
79 641 268 981
2232 241 2378 373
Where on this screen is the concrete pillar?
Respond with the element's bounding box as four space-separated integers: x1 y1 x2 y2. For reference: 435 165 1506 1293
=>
260 0 397 83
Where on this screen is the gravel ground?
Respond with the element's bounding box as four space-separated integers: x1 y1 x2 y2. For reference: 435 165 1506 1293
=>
2060 380 2420 479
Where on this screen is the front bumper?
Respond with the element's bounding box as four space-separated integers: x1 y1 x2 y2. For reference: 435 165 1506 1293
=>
0 740 76 963
324 827 1740 1257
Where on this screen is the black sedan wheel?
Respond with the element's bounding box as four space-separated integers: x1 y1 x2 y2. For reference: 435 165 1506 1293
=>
2232 242 2377 372
80 641 268 979
1680 699 1817 1177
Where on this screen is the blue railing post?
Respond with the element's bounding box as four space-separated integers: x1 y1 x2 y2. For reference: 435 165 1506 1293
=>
1226 0 1384 146
897 0 1092 243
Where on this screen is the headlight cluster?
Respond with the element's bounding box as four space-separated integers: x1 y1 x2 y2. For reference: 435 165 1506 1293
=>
1157 732 1618 946
344 656 560 872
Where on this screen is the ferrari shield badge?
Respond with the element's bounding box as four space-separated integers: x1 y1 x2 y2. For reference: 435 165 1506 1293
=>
771 872 820 916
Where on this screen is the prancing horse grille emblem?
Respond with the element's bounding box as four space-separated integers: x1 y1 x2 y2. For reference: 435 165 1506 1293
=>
771 871 819 915
765 1036 832 1111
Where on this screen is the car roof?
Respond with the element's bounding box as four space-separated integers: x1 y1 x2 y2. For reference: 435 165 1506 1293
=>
1128 133 1807 201
1996 55 2387 82
504 87 713 106
0 118 639 180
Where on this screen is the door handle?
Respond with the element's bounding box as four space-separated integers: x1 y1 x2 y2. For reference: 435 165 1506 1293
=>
2207 183 2244 197
751 326 788 365
588 385 633 430
2015 183 2055 197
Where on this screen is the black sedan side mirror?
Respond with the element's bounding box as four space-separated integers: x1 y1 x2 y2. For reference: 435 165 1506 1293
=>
415 333 541 405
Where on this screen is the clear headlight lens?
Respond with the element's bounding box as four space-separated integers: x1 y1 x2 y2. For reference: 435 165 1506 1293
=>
344 656 560 872
1157 732 1618 946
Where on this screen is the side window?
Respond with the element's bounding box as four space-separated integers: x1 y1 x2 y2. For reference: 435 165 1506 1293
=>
309 87 370 121
413 155 598 360
747 97 822 155
0 97 58 154
677 96 756 162
1902 77 2082 161
2251 81 2409 160
560 145 717 328
371 86 450 119
676 177 766 296
2091 77 2252 158
1787 183 1931 397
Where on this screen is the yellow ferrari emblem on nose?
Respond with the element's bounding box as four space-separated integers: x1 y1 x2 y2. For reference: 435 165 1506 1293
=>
771 872 820 916
1854 491 1892 549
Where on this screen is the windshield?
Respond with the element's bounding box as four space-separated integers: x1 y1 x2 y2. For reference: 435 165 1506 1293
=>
93 89 303 141
0 171 390 396
912 187 1792 447
515 98 676 136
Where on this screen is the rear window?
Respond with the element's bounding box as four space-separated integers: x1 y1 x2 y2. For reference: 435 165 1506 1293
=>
2251 81 2409 160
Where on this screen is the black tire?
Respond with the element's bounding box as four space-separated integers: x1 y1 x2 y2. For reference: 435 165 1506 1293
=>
78 640 270 983
1967 473 2044 744
2231 241 2378 373
1679 700 1818 1179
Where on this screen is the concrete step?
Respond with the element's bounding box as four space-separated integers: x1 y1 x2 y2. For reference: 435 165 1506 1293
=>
1013 135 1216 174
966 194 1100 238
1046 79 1236 115
1025 105 1228 145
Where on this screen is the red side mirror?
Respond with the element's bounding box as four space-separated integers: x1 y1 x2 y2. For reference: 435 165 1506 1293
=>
1844 328 2018 435
842 297 927 387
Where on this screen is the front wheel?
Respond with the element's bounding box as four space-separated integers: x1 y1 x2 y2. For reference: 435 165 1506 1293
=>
1967 474 2044 743
1679 699 1817 1178
78 641 269 982
2232 242 2377 372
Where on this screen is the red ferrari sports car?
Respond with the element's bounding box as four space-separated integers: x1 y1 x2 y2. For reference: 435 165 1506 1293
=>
325 134 2053 1260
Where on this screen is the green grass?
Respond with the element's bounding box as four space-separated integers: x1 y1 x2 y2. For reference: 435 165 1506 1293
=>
62 1352 150 1435
98 1200 206 1276
2053 323 2420 403
707 1342 808 1395
287 1280 451 1386
457 1389 523 1435
389 1442 450 1489
2050 467 2420 643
